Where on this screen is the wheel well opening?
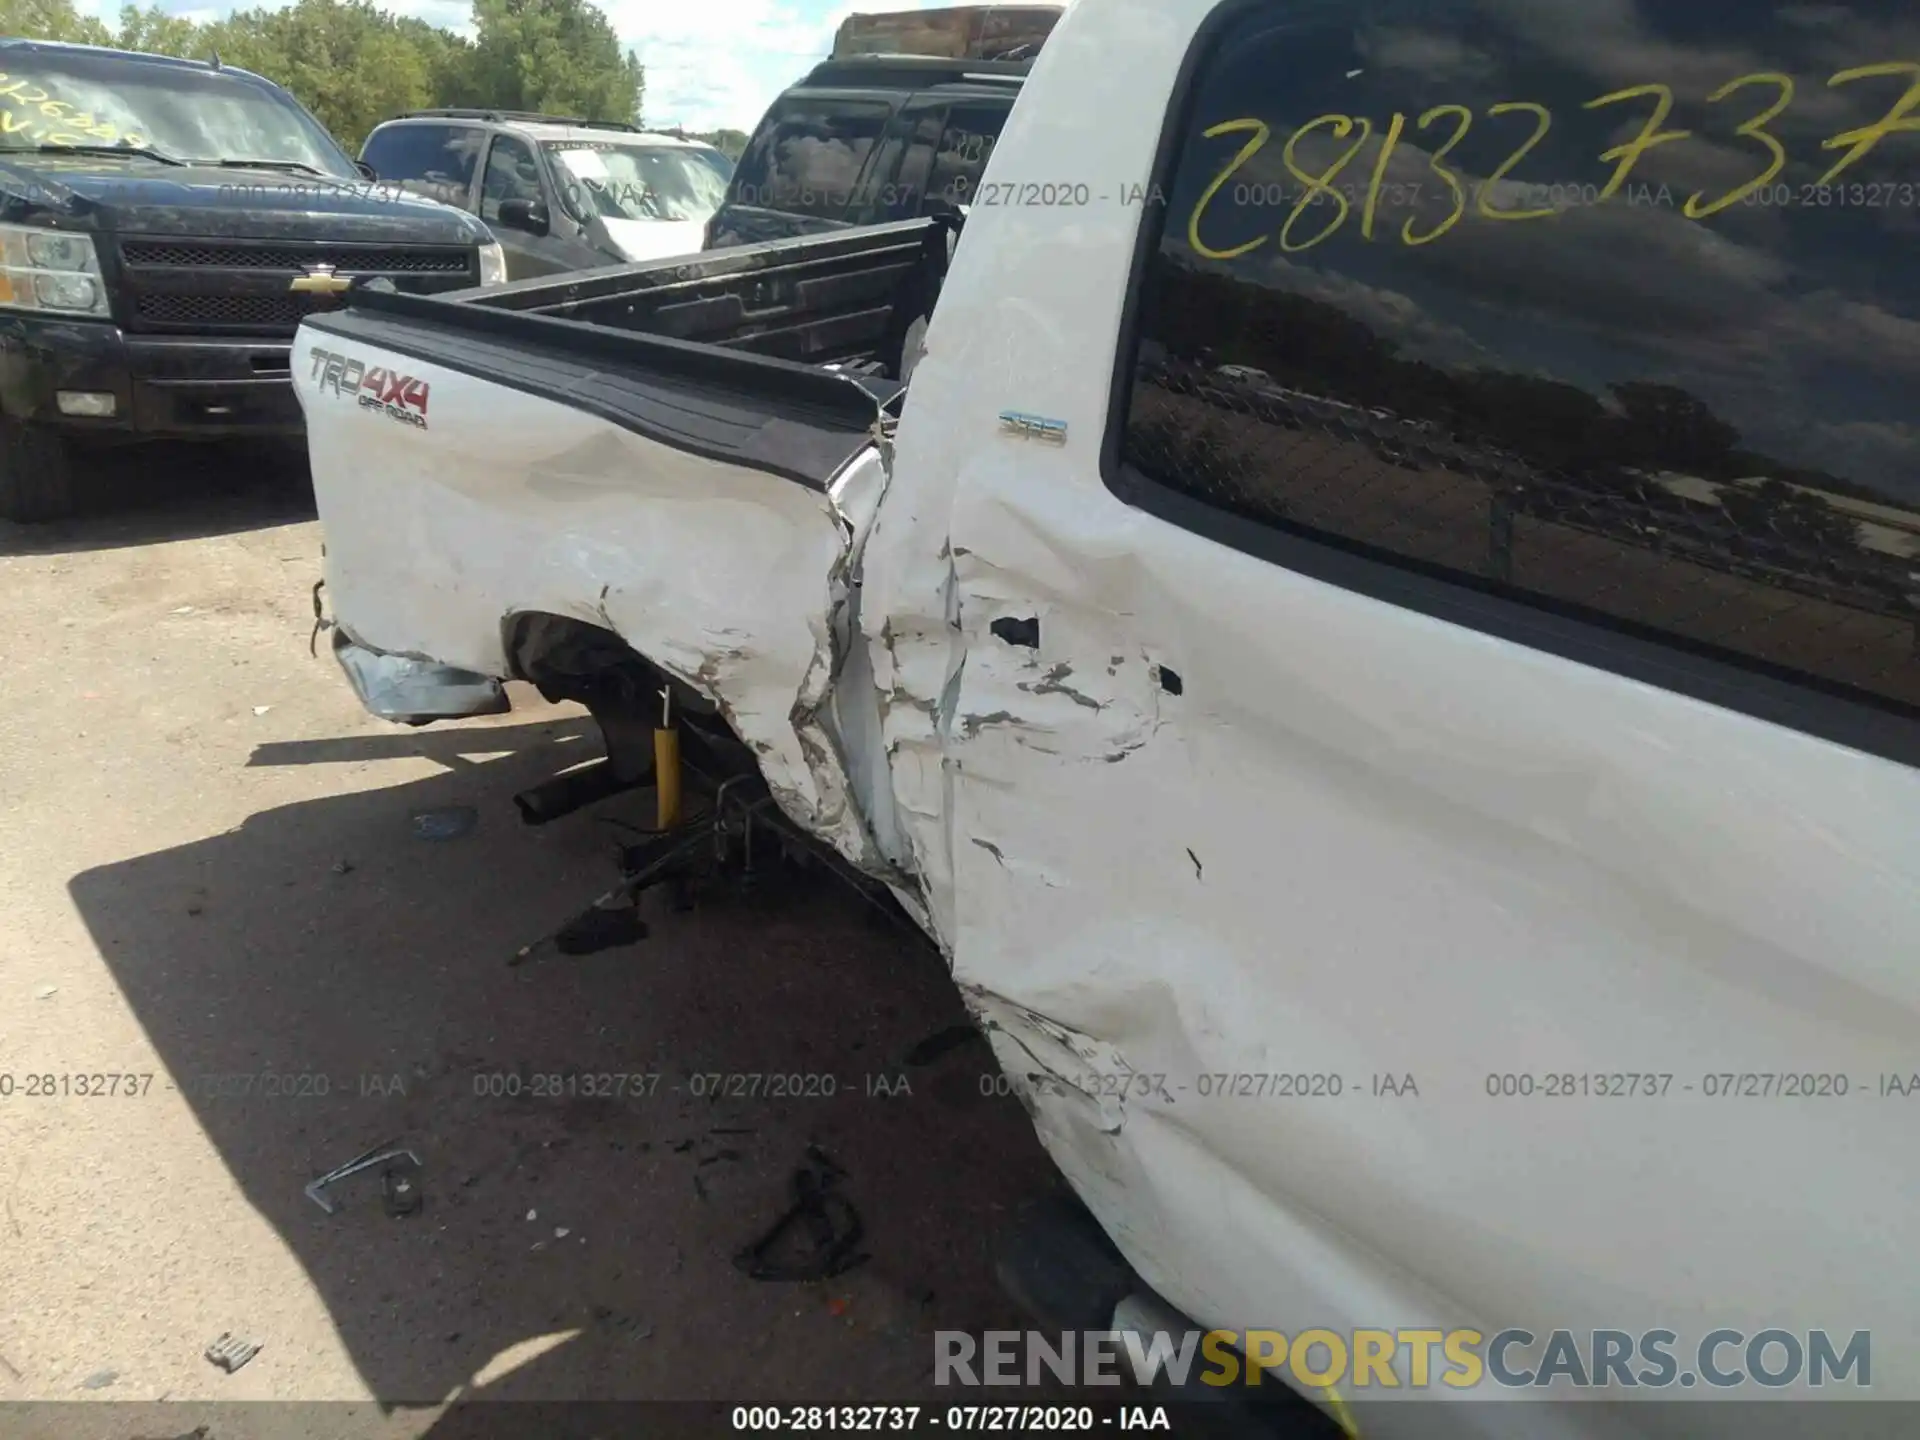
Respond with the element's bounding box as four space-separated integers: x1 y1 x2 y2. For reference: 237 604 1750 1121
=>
501 612 757 780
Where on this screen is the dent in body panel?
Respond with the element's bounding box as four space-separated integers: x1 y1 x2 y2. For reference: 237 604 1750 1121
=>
889 463 1920 1424
590 544 884 876
868 451 1920 1427
860 450 1279 1380
304 334 900 879
588 440 918 882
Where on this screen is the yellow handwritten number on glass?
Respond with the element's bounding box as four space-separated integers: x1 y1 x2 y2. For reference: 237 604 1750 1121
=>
1404 104 1471 245
1684 72 1794 217
1817 63 1920 186
1584 83 1691 199
1187 118 1272 261
1280 114 1373 251
1477 102 1555 220
1361 111 1407 239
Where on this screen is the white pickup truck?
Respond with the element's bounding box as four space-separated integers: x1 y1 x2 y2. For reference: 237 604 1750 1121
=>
297 0 1920 1432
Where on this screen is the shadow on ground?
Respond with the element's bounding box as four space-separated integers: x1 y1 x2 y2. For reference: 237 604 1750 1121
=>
67 714 1065 1407
0 441 315 557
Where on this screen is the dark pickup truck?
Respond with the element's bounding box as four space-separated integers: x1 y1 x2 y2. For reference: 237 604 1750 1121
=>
0 38 504 521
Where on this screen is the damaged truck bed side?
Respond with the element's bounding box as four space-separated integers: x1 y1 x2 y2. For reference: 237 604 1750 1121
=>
304 216 937 872
298 0 1920 1432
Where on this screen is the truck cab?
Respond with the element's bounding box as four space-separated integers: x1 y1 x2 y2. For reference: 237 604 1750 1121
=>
296 0 1920 1428
0 39 503 522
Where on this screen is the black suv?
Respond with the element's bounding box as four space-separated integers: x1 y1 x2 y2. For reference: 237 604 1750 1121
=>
704 55 1026 251
360 111 734 281
0 39 501 522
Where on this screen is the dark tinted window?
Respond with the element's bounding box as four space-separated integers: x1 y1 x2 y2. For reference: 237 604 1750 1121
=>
850 104 945 223
731 99 893 218
926 100 1012 204
1122 0 1920 717
893 108 944 212
361 123 483 206
480 134 543 223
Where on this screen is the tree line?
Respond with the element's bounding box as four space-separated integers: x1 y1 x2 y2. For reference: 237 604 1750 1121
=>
0 0 725 153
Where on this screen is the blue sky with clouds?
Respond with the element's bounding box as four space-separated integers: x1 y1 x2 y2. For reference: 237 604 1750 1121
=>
82 0 952 132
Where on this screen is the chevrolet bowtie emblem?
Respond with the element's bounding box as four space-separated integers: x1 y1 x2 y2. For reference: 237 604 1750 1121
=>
290 264 352 295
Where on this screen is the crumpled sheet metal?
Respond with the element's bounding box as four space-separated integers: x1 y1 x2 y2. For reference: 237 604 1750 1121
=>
332 627 508 723
308 362 892 877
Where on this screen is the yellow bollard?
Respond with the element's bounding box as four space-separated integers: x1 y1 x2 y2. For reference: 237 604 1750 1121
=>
654 686 681 830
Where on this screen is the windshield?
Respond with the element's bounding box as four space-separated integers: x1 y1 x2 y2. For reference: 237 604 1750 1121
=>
0 51 354 175
543 142 731 224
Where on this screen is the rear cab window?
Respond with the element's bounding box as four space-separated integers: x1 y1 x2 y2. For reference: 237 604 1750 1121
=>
848 100 945 224
729 97 895 220
361 123 484 208
841 92 1017 224
926 99 1012 206
1119 0 1920 732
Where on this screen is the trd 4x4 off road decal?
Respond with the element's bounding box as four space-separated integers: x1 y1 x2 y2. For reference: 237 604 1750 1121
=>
308 347 430 430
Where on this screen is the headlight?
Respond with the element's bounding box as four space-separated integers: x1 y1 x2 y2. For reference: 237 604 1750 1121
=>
34 272 99 310
0 224 109 317
477 240 506 286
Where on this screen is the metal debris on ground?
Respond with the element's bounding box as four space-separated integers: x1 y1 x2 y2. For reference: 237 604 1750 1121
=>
734 1144 868 1282
382 1166 423 1218
305 1141 421 1214
78 1368 117 1389
204 1333 261 1373
410 805 478 841
511 767 917 967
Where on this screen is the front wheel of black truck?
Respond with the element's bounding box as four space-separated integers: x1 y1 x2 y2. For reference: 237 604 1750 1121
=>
0 416 78 523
